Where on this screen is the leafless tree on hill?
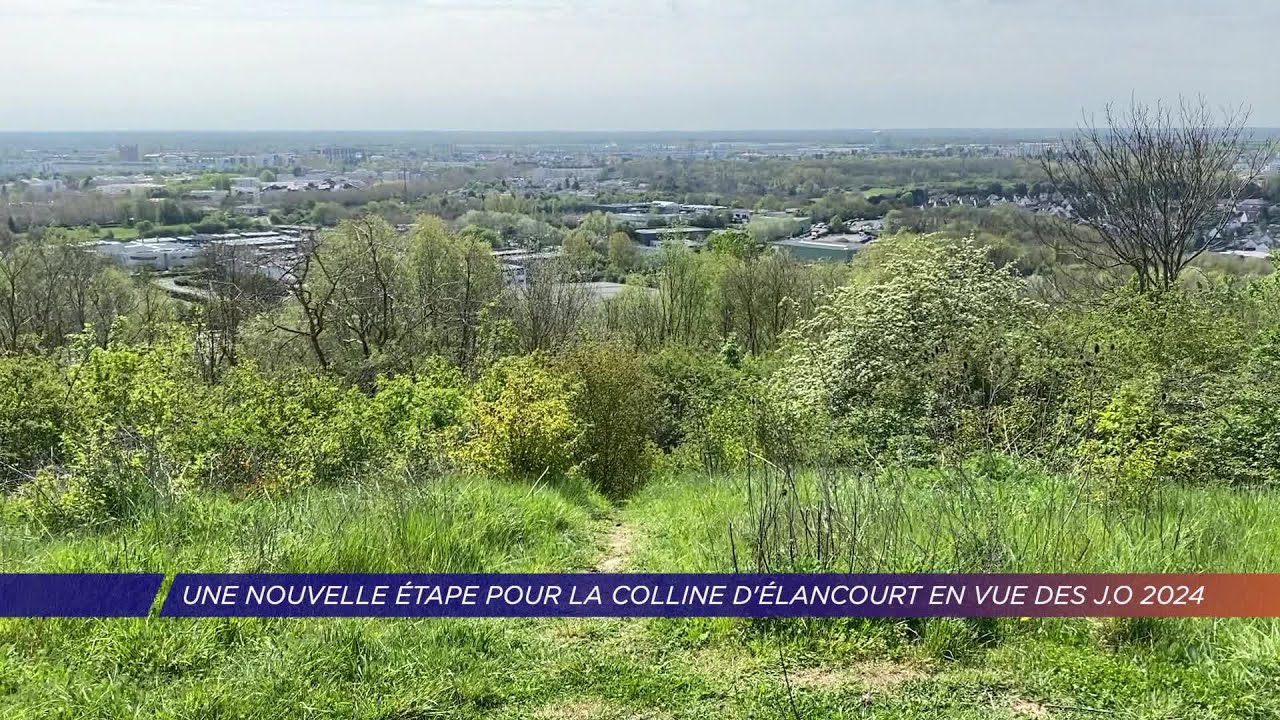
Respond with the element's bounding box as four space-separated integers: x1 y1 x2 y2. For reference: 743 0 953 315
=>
1040 96 1274 292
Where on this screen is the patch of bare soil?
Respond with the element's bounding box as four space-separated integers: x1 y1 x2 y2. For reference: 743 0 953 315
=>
1009 698 1051 719
594 521 636 573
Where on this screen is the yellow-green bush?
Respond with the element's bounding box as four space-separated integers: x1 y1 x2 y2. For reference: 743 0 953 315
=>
1078 376 1203 504
14 433 162 531
368 360 468 475
459 354 583 483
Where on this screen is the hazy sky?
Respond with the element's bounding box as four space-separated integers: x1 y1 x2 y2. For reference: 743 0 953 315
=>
5 0 1277 130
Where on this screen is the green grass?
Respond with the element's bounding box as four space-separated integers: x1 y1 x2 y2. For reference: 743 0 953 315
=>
0 467 1278 718
21 226 142 242
624 465 1280 574
859 187 905 199
0 476 602 574
621 466 1280 718
97 226 141 241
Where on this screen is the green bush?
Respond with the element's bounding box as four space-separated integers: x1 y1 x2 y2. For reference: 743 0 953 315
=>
65 339 191 442
1205 327 1280 486
0 355 67 484
460 354 583 484
780 234 1037 463
177 366 388 492
647 347 780 473
1079 375 1202 504
15 433 164 531
52 342 399 493
674 377 760 473
369 359 468 475
646 347 734 454
559 342 660 498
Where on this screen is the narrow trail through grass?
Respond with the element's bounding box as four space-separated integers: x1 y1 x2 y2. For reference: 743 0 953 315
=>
594 517 637 573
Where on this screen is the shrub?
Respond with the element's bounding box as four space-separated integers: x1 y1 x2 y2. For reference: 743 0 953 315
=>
66 340 185 440
676 377 759 473
646 347 780 473
559 342 660 498
0 355 67 485
779 234 1037 463
646 347 733 454
15 432 167 532
177 366 386 492
1079 375 1202 504
370 360 468 475
290 375 390 488
460 354 583 483
1049 287 1249 477
1205 327 1280 486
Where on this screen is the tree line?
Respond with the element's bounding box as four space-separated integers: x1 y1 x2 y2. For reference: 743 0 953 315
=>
2 97 1278 533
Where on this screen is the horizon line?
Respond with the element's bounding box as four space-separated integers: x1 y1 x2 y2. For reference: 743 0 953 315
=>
0 127 1088 135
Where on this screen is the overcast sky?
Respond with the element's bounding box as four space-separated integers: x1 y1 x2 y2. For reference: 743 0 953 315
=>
4 0 1276 130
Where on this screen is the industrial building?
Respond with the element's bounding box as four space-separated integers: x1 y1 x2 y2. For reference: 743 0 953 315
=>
92 232 304 274
94 240 202 271
634 227 715 247
773 233 875 262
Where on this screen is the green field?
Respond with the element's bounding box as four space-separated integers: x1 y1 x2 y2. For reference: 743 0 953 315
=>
31 225 142 242
0 465 1277 719
858 187 904 199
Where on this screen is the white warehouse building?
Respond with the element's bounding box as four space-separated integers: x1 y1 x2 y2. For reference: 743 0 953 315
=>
94 240 202 271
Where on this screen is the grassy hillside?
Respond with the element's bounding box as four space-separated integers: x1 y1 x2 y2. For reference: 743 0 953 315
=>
0 466 1277 719
4 220 1280 717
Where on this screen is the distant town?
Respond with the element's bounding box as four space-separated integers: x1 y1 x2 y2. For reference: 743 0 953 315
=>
2 130 1277 305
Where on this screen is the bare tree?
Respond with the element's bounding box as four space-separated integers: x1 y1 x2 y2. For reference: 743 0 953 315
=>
271 232 341 372
327 216 406 361
657 240 713 347
514 258 590 353
1041 97 1273 292
126 269 177 347
451 239 502 368
194 243 284 380
600 286 664 351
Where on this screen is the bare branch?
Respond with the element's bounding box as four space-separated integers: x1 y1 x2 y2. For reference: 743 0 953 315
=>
1040 96 1275 292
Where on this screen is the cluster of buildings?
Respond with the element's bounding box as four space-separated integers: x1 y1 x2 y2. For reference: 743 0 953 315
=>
92 230 307 277
178 174 384 216
2 177 68 195
594 201 757 228
773 218 884 261
920 191 1075 216
136 151 299 171
1212 198 1276 258
0 139 397 178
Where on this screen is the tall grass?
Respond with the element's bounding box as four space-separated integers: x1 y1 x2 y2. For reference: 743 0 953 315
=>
629 461 1280 577
0 475 603 574
726 457 1280 575
0 475 610 718
624 459 1280 687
